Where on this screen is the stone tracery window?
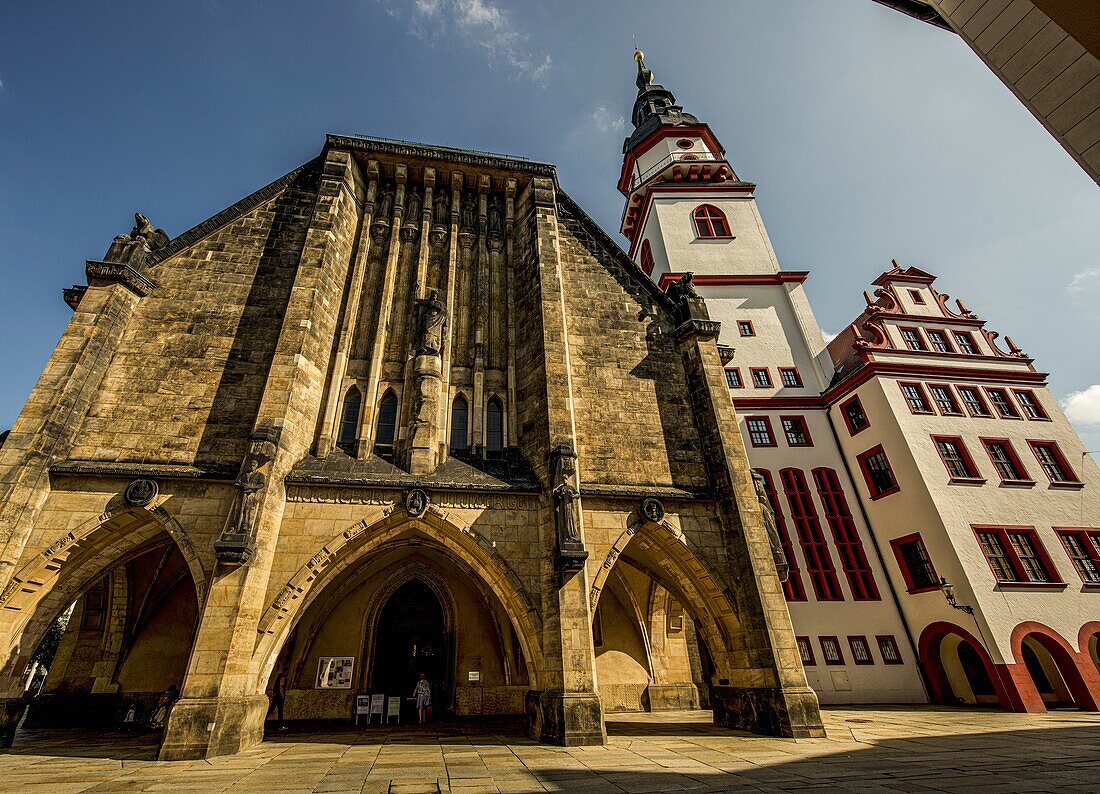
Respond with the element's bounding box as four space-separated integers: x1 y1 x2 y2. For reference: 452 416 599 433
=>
486 396 504 457
374 390 398 460
450 394 469 455
337 386 362 453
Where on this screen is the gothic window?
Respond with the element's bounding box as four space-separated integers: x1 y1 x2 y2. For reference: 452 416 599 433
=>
450 395 469 454
374 390 398 459
781 468 843 601
486 397 504 456
337 386 362 453
692 204 731 238
639 240 655 276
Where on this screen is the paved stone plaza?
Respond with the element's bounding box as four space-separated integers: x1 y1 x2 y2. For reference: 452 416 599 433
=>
2 706 1098 792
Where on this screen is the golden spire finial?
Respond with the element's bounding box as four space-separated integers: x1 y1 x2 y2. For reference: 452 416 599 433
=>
633 34 644 63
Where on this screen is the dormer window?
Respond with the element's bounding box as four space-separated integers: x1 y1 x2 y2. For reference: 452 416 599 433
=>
692 205 731 238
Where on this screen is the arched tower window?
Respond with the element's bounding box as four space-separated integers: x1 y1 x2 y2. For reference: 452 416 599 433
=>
639 239 655 276
374 390 398 459
450 395 469 455
337 386 362 453
692 204 730 238
486 397 504 458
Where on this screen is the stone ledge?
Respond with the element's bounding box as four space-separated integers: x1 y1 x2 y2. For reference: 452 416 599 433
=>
50 459 238 481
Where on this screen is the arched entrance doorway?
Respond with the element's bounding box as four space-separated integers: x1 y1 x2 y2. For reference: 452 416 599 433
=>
1011 623 1099 711
918 622 1010 709
370 579 451 720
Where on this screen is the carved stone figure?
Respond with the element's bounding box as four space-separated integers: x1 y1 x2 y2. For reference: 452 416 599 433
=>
640 497 664 524
550 444 582 553
130 213 170 250
124 479 159 508
233 459 267 535
405 189 422 223
405 488 428 518
434 191 449 223
378 186 395 220
488 196 504 236
752 471 790 582
461 193 476 230
664 271 710 326
415 289 447 356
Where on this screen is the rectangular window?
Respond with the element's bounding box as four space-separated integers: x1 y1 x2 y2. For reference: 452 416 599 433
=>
900 327 927 351
877 635 903 665
927 330 954 353
738 320 755 337
928 385 962 415
1013 390 1049 420
891 533 939 592
757 469 806 601
820 636 844 665
974 526 1060 584
858 445 899 499
899 382 933 414
848 636 873 665
933 436 982 480
797 636 815 665
781 416 813 447
1028 441 1080 484
814 468 879 600
981 439 1030 483
986 388 1020 419
779 367 803 388
958 386 992 417
953 331 979 355
745 416 775 447
1056 529 1100 585
841 396 869 435
751 368 772 388
725 368 743 389
908 289 925 305
782 468 844 601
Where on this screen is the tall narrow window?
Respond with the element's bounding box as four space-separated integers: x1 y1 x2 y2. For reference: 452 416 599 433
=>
374 390 398 459
639 240 655 276
450 395 469 454
337 387 362 453
756 469 806 602
486 397 504 456
841 396 869 435
813 468 879 600
781 468 843 601
692 204 731 238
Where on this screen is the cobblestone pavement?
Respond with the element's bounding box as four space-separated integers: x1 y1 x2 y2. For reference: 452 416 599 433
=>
2 706 1098 792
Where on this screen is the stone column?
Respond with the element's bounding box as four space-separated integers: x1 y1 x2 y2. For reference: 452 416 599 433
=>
437 172 463 462
504 178 519 447
159 149 362 760
471 175 490 453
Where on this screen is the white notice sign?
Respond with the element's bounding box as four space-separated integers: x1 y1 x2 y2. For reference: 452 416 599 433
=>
316 656 355 689
386 696 401 723
468 671 481 683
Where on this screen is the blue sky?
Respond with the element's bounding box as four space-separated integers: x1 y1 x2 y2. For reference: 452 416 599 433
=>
1 0 1097 448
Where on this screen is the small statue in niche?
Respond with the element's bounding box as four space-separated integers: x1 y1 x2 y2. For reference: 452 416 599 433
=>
405 188 422 223
233 458 267 535
751 471 790 583
550 444 581 545
415 288 447 356
378 186 395 220
434 190 449 224
488 196 504 237
461 193 476 231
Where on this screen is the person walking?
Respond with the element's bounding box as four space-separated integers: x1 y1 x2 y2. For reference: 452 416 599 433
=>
413 673 431 724
267 671 287 730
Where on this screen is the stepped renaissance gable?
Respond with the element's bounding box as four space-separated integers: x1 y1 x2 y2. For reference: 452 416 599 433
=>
0 133 823 759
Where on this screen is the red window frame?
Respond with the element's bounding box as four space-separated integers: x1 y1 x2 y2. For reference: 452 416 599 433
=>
890 532 940 593
848 635 874 665
928 384 963 415
781 468 844 601
750 367 772 388
1054 528 1100 586
639 239 655 276
907 289 925 305
1013 389 1049 420
756 469 807 602
820 636 845 665
957 385 992 417
1027 440 1082 486
931 435 984 482
781 415 813 447
724 368 743 389
737 320 755 337
899 381 933 414
876 635 903 665
813 467 879 600
926 329 954 353
796 635 816 665
692 204 732 238
972 525 1063 586
985 388 1021 419
778 367 803 387
953 331 979 354
979 437 1033 485
745 416 776 447
857 445 900 499
899 326 928 351
840 395 869 436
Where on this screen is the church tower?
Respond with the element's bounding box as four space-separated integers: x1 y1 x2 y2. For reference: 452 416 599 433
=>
620 52 929 707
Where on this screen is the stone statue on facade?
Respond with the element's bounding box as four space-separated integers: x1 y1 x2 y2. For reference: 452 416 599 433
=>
378 185 395 220
549 444 587 570
214 426 279 566
414 288 446 357
488 196 504 237
664 271 710 326
100 212 169 269
461 193 476 231
405 188 422 224
751 471 790 582
130 213 170 251
434 191 449 224
233 459 266 534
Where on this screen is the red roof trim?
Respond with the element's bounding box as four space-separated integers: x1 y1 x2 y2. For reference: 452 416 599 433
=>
822 362 1049 405
618 124 726 194
658 272 809 290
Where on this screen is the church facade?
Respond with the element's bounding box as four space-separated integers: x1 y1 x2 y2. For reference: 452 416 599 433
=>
0 53 1096 761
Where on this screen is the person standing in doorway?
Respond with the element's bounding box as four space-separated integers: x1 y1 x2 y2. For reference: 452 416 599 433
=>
268 671 287 731
413 672 431 724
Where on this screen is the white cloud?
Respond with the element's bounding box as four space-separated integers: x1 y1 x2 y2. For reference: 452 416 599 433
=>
586 104 626 134
386 0 552 87
1067 267 1100 294
822 330 838 343
1063 385 1100 427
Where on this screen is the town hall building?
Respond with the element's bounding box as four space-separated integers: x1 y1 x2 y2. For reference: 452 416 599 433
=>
0 52 1096 760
